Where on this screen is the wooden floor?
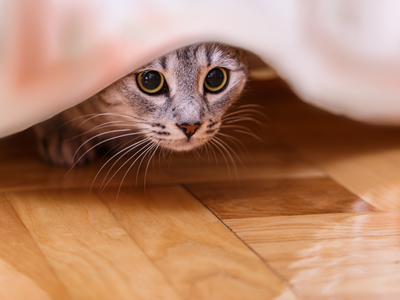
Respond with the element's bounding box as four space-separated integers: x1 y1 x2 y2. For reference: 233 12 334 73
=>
1 79 400 299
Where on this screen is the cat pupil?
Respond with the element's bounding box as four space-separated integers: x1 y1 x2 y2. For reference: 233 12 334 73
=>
206 68 224 88
141 71 162 90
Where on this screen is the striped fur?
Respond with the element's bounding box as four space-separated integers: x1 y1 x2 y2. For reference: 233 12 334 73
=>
33 43 248 166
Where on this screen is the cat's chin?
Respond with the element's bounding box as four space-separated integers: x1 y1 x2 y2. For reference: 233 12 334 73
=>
161 138 208 152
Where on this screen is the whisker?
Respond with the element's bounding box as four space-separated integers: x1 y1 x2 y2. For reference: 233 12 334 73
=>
220 124 263 142
67 121 138 142
76 112 146 126
72 128 134 160
136 142 159 188
206 140 218 166
99 138 153 192
58 112 147 134
223 108 266 119
214 136 246 171
224 117 264 127
71 130 148 169
203 143 211 163
220 124 252 130
234 129 263 141
90 137 150 192
209 139 231 178
115 142 156 198
212 137 240 180
135 142 157 186
143 143 160 191
216 132 248 155
101 137 140 159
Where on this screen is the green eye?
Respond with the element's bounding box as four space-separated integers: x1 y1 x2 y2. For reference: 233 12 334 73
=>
137 70 165 94
204 67 228 93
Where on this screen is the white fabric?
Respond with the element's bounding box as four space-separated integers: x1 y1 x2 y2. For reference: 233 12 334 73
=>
2 0 400 138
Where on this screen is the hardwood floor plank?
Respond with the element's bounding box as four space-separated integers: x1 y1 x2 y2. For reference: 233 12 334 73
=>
224 212 400 243
259 83 400 211
99 186 299 300
295 145 400 212
281 263 400 300
0 193 70 300
250 235 400 270
5 190 179 300
187 178 376 219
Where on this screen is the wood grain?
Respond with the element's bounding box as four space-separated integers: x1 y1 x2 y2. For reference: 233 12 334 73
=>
224 212 400 243
5 190 179 300
252 235 400 270
0 193 70 300
282 263 400 300
187 178 375 219
99 186 299 300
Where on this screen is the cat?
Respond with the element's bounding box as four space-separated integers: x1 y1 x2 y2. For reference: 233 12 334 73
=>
33 43 249 170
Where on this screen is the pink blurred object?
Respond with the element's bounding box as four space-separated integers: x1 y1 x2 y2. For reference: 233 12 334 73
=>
2 0 400 138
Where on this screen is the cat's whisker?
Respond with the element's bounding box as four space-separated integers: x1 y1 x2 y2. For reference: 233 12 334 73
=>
61 113 145 135
229 104 266 116
193 148 202 160
234 129 264 141
203 143 211 163
71 130 147 169
206 141 218 166
136 142 158 187
223 108 266 119
67 132 142 176
91 137 151 193
101 137 140 160
143 143 160 192
220 124 251 130
164 148 174 167
216 132 248 155
72 128 135 161
220 124 263 142
66 121 137 142
213 136 242 179
235 104 264 108
223 113 263 121
101 140 153 194
98 138 153 192
209 139 231 178
78 112 146 124
135 143 157 186
224 117 264 127
114 141 156 198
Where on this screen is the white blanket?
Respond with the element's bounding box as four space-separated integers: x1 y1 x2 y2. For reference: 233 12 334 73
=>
1 0 400 137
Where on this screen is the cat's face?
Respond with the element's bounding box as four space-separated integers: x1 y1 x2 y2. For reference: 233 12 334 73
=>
99 43 248 152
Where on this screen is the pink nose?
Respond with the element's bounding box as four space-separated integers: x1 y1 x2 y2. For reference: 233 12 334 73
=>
177 124 201 138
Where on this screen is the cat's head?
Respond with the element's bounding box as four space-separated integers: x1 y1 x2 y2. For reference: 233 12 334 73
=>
101 43 248 151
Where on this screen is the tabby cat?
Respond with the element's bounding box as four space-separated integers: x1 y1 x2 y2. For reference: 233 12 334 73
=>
33 43 249 169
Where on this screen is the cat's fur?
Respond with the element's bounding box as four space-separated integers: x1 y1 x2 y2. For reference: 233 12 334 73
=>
33 43 248 166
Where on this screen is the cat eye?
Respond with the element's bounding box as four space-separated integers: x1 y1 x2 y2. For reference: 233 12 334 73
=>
204 67 228 93
137 70 165 94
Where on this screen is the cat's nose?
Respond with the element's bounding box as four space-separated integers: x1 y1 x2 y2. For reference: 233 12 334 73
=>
177 123 201 139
